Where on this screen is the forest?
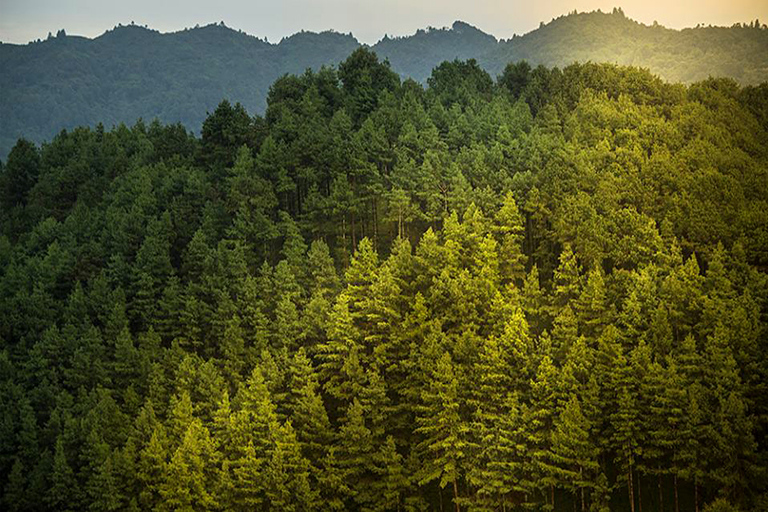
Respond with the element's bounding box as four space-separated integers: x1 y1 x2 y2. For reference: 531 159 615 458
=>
2 8 768 160
1 49 767 511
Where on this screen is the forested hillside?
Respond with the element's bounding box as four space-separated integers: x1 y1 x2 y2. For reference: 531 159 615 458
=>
2 9 768 159
1 49 767 511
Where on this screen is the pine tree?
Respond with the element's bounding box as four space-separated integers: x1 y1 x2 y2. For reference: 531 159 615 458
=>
416 352 471 512
701 324 755 502
494 191 527 284
112 327 137 389
337 399 377 508
231 367 280 457
610 351 643 512
549 394 599 512
678 384 706 512
231 441 265 510
373 436 409 512
137 427 168 510
158 420 218 512
318 294 366 403
316 447 350 511
551 304 578 363
551 243 581 315
574 267 610 339
225 145 278 264
87 453 123 511
649 356 687 512
279 210 308 287
523 264 546 336
47 436 79 511
285 349 333 463
526 354 560 508
470 391 527 512
263 422 316 511
303 239 340 344
3 458 29 512
219 314 246 380
168 391 195 442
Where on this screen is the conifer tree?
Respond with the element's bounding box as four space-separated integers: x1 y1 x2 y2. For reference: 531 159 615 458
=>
574 267 610 339
47 436 79 511
158 420 218 512
263 421 316 511
522 264 546 336
374 436 410 512
525 354 560 507
3 458 29 512
610 351 643 512
337 399 376 508
416 352 471 512
549 394 599 512
137 427 168 510
551 243 581 315
318 294 366 403
494 191 528 284
231 441 264 510
86 453 123 512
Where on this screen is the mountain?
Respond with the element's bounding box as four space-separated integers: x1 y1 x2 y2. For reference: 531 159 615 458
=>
372 21 498 82
2 10 767 159
0 23 359 159
479 8 768 83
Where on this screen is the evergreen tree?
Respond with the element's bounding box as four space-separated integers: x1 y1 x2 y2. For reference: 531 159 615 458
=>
158 421 218 512
416 352 471 512
47 436 79 511
549 394 599 512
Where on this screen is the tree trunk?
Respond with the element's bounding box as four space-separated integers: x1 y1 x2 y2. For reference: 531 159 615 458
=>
638 471 642 512
694 477 699 512
373 198 378 247
453 479 460 512
674 473 679 512
581 466 585 512
628 463 636 512
551 484 555 510
658 469 663 512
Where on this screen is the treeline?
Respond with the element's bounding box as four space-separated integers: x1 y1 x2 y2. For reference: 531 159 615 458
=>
0 50 767 511
4 8 768 160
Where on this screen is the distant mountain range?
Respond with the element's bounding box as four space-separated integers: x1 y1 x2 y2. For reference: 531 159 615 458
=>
2 8 767 159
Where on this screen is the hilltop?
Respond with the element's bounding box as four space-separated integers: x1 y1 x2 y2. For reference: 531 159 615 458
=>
1 9 767 158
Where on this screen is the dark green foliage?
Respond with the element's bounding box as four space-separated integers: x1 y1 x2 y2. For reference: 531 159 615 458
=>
1 48 766 512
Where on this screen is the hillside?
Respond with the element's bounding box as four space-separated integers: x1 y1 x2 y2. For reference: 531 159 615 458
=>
0 23 359 159
480 9 768 83
1 51 767 511
1 9 767 159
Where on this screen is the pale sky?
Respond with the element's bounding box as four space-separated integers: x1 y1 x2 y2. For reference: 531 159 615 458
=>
0 0 766 45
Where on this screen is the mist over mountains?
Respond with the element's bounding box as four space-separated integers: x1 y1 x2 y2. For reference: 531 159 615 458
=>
1 8 767 159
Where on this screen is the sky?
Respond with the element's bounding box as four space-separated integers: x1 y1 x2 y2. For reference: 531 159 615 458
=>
1 0 766 45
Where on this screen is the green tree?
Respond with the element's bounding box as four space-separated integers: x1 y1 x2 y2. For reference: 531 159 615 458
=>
416 352 471 512
158 420 218 512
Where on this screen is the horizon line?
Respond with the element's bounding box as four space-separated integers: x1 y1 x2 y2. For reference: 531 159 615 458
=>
2 8 765 47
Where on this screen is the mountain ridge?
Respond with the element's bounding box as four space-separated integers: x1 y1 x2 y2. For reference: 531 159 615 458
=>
2 9 767 159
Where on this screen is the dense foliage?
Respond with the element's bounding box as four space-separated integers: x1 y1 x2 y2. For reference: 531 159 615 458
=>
3 9 768 159
1 49 768 512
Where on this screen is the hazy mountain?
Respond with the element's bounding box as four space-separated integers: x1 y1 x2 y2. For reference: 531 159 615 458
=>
479 9 768 83
1 9 767 158
372 21 498 82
